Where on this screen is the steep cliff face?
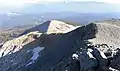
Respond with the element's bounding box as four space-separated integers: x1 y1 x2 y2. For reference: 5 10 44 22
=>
0 19 120 71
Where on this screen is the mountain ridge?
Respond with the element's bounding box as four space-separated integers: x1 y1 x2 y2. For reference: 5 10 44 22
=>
0 19 120 71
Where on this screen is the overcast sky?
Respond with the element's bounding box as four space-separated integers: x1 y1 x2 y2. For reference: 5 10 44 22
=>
0 0 120 7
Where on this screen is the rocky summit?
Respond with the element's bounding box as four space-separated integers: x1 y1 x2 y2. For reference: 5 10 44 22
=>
0 19 120 71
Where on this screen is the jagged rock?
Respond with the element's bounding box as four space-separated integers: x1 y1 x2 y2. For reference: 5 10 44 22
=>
91 47 109 71
77 50 98 71
70 59 80 71
104 49 113 58
92 48 108 66
110 56 120 70
110 49 120 70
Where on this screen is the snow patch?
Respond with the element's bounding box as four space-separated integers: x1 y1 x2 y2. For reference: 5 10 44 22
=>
27 50 31 53
99 50 107 59
26 62 33 66
72 54 78 59
109 67 119 71
31 46 44 61
26 46 44 66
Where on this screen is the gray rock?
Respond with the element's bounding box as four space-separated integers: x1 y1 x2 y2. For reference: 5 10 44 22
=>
110 50 120 70
78 50 98 71
92 48 108 67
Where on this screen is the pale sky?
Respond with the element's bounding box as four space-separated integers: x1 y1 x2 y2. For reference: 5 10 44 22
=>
0 0 120 7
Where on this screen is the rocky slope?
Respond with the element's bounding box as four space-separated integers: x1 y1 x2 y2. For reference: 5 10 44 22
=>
0 20 75 44
0 19 120 71
89 18 120 48
0 24 36 44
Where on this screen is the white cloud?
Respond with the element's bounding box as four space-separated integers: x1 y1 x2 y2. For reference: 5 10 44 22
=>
0 0 120 7
0 0 65 7
0 0 41 7
71 0 120 3
103 0 120 3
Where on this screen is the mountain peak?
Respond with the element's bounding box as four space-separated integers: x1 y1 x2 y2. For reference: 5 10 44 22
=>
20 20 76 35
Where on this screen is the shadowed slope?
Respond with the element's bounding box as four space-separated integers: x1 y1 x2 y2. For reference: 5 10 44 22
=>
0 23 97 71
25 23 97 71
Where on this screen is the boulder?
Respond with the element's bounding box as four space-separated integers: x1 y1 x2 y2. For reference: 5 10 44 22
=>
92 48 108 71
77 50 98 71
110 49 120 70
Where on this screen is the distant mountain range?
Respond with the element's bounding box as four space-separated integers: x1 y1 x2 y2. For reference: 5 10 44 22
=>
0 12 120 29
0 1 120 29
19 1 120 14
1 1 120 14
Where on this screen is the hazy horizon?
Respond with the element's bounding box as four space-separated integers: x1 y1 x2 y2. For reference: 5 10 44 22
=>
0 0 120 29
